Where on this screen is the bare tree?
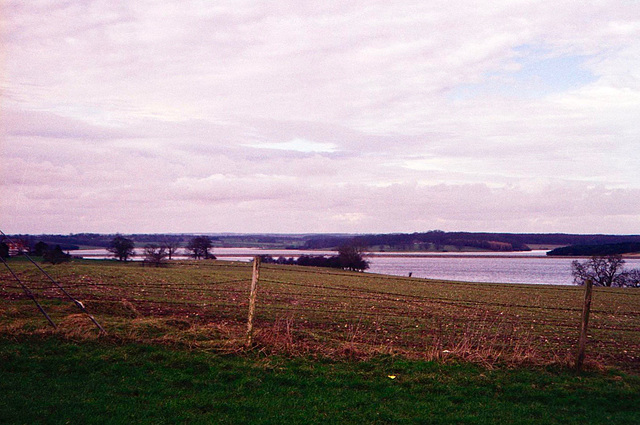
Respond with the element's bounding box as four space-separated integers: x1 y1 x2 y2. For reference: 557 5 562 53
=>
622 269 640 287
186 236 215 259
571 255 627 287
338 242 369 272
161 239 181 260
143 244 168 267
108 235 135 261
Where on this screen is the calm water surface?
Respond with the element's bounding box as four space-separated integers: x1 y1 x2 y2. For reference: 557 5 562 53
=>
368 256 577 285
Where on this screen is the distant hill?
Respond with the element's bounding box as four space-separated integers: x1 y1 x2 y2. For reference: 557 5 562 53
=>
546 242 640 256
7 232 640 253
303 232 531 251
303 232 640 252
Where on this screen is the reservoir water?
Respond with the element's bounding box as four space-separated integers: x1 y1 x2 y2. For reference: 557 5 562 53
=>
73 248 640 286
368 255 579 285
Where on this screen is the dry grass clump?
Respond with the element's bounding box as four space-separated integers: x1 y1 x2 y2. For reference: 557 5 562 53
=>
422 317 544 368
246 314 548 367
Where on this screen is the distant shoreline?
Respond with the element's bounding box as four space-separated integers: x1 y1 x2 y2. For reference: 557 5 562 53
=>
71 248 640 260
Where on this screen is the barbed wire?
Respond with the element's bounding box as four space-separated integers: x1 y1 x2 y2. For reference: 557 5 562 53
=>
260 277 591 313
3 288 638 335
2 258 639 340
3 273 638 317
37 277 250 291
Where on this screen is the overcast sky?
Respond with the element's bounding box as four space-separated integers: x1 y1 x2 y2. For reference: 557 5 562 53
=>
1 1 639 235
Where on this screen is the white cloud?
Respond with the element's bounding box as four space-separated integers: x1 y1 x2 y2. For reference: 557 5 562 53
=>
245 138 337 153
2 0 640 233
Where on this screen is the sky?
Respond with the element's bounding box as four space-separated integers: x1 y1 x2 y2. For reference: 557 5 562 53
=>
1 0 640 235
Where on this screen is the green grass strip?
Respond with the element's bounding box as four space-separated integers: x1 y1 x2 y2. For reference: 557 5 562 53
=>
1 337 639 424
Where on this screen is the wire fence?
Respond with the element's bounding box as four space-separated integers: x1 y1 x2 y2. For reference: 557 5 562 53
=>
1 257 639 370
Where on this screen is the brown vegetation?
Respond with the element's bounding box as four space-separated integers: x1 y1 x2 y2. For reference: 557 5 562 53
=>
1 259 639 372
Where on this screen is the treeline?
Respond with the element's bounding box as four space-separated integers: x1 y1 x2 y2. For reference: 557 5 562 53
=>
303 231 532 251
8 232 640 253
4 233 298 250
259 244 369 272
303 232 640 251
507 233 640 246
6 234 84 250
260 255 368 272
548 242 640 256
7 233 117 249
261 255 341 267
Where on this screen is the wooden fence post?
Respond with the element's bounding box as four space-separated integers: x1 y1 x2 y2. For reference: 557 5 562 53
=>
246 256 261 347
575 278 593 371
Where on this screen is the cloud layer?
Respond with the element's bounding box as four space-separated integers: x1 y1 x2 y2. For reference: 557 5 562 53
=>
2 1 639 234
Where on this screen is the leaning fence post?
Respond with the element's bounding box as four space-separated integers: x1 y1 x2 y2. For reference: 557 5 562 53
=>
575 278 593 371
246 256 261 347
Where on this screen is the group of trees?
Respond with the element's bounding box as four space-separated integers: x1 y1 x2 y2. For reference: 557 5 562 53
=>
571 255 640 287
260 243 369 272
106 236 368 271
42 245 72 264
20 241 71 264
107 235 215 266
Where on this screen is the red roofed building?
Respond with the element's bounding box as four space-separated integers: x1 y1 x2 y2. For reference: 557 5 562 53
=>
6 240 28 256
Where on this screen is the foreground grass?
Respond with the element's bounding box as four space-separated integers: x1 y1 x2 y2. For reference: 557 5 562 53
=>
1 337 639 425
